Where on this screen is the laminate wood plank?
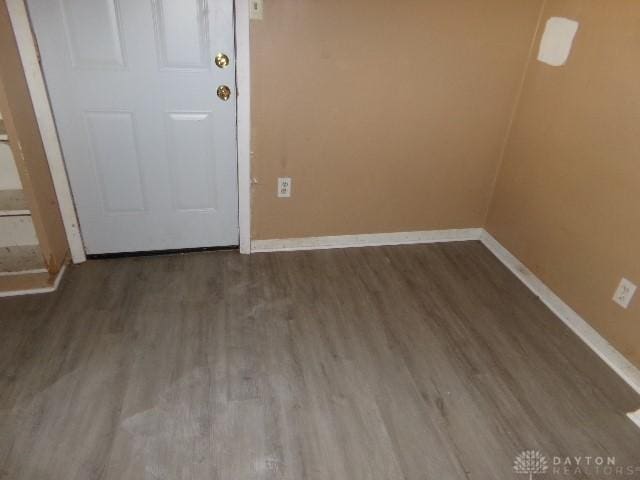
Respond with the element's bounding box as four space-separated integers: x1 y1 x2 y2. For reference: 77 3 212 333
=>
0 243 638 480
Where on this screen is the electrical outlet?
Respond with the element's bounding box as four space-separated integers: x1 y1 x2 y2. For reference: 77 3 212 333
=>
613 278 637 309
277 177 291 198
249 0 263 20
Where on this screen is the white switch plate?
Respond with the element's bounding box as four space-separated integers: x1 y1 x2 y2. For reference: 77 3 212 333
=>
613 278 637 309
277 177 291 198
249 0 263 20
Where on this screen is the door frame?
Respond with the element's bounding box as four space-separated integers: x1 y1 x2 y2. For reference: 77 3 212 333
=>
234 0 251 254
7 0 252 260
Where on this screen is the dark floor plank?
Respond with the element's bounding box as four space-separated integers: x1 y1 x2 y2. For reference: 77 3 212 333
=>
0 242 638 480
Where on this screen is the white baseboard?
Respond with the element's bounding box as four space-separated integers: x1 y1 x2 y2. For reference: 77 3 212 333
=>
479 230 640 421
251 228 483 253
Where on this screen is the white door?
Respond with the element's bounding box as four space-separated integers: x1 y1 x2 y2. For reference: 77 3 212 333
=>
26 0 238 254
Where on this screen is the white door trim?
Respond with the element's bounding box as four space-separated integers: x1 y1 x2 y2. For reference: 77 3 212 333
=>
9 0 252 259
7 0 86 263
234 0 251 254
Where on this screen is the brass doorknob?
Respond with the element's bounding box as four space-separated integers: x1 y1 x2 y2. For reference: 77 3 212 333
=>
215 53 230 68
217 85 231 101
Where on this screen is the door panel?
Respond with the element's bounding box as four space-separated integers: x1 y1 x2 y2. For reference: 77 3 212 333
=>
166 112 217 211
152 0 210 70
27 0 238 254
85 111 146 213
60 0 126 69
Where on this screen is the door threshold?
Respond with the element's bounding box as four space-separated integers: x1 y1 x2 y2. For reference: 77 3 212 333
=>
87 245 239 260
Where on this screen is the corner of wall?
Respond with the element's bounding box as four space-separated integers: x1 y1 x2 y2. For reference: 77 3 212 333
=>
482 0 547 231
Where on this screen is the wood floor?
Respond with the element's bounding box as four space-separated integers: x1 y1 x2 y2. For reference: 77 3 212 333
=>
1 242 639 479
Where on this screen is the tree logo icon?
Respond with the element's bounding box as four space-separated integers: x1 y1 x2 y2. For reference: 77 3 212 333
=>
513 450 549 479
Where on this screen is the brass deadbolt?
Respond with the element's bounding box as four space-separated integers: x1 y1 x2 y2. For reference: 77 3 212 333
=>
215 53 230 68
217 85 231 101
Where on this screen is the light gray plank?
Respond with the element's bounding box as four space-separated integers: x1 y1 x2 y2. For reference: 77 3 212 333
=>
0 244 638 480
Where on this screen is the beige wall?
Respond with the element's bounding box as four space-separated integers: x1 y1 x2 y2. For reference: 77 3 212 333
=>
487 0 640 366
250 0 543 240
251 0 640 368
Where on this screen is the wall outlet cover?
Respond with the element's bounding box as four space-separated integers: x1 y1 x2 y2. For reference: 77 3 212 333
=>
613 278 637 309
278 177 291 198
